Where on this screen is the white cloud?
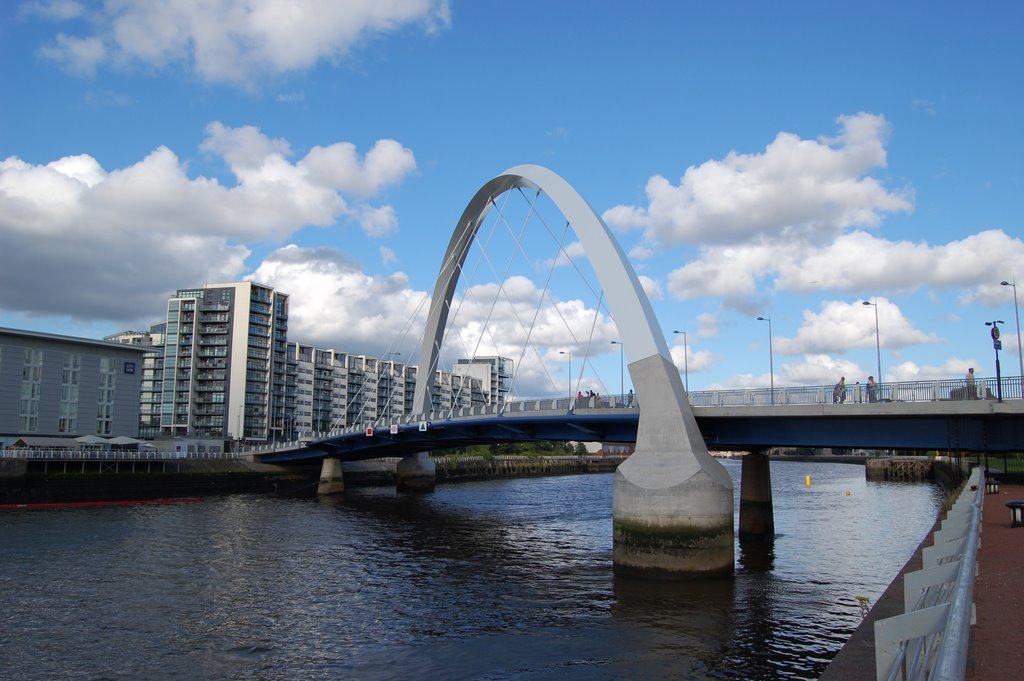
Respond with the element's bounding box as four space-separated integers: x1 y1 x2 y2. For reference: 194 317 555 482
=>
301 139 417 198
776 354 864 388
380 246 398 266
771 298 938 357
887 358 982 383
638 275 662 300
0 124 416 326
248 245 428 352
19 0 87 21
32 0 452 86
36 33 105 76
664 223 1023 304
603 113 913 248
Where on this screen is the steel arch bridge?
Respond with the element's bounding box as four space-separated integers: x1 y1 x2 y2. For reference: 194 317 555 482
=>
307 164 735 578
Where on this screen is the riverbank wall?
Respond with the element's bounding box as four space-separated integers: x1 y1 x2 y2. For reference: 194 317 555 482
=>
1 459 322 505
343 454 628 487
0 454 629 505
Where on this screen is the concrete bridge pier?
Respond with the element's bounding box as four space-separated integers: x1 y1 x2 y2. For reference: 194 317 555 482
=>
613 355 735 579
738 450 775 539
317 457 345 495
396 452 436 492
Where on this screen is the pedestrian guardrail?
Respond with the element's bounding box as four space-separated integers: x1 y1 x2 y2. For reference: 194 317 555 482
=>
303 375 1022 442
0 449 239 462
873 465 982 681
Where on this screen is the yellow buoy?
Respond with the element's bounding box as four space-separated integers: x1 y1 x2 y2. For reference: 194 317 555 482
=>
805 474 811 487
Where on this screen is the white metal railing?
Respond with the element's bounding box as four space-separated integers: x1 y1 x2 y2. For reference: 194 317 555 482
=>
0 449 239 461
873 465 983 681
299 376 1022 444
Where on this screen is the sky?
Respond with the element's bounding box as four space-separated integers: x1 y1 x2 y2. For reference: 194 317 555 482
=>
2 0 1023 399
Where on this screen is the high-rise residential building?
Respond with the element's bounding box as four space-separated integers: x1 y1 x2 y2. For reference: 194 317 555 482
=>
102 280 509 444
454 356 512 406
154 282 289 442
0 327 148 445
106 324 165 438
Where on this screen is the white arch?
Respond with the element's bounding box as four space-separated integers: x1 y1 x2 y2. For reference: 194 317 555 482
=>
409 164 733 577
411 164 671 413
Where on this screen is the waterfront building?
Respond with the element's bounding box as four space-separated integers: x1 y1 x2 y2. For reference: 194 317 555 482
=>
7 279 509 447
0 327 149 447
453 356 512 406
151 283 289 443
286 345 500 437
105 324 165 439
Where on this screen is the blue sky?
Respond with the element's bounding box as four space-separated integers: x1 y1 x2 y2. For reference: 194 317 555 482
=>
2 0 1023 398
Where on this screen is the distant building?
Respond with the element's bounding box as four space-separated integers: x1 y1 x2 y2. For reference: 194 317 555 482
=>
105 324 165 438
37 280 513 446
453 356 512 406
0 327 148 446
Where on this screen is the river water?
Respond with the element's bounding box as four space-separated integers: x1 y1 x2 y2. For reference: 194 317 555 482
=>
0 459 944 681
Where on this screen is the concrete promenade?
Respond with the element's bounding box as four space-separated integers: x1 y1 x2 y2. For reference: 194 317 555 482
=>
823 483 1023 680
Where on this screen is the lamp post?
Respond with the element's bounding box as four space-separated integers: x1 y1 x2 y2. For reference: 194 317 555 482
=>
672 330 689 391
382 352 400 419
756 316 774 404
559 350 572 401
1001 279 1023 380
986 320 1005 402
610 340 624 402
862 300 882 386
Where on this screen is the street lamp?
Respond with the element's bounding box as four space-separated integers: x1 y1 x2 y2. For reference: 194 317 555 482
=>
756 316 774 404
606 337 622 401
381 352 400 419
1001 279 1023 380
863 300 882 386
986 320 1006 402
672 330 689 391
559 351 572 401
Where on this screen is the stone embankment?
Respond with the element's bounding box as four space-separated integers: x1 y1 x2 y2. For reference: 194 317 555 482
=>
1 455 627 505
1 459 321 505
345 454 627 486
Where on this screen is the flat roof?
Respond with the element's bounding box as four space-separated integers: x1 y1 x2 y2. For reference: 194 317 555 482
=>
0 327 151 355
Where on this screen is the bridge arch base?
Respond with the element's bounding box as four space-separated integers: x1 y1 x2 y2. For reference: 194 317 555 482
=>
396 452 436 492
613 355 735 579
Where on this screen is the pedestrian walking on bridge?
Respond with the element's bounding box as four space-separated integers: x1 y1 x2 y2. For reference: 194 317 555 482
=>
833 376 847 404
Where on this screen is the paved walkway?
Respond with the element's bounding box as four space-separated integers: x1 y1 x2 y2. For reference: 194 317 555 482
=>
966 483 1024 680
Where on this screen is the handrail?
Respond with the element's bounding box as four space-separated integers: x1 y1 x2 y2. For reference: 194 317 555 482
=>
0 449 240 461
873 465 983 681
306 375 1022 441
5 376 1018 458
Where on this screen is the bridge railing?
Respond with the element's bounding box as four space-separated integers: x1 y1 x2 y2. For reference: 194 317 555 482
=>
0 449 240 461
688 377 1021 406
873 465 982 681
295 375 1022 443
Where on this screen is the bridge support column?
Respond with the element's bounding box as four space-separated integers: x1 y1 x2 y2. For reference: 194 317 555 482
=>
739 451 774 540
317 457 344 496
396 452 436 492
613 355 734 579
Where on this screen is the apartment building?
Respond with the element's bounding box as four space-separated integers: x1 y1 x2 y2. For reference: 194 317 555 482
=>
99 281 510 445
148 282 289 443
453 356 512 406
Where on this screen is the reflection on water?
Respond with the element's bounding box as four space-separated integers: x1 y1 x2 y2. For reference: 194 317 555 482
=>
0 460 943 680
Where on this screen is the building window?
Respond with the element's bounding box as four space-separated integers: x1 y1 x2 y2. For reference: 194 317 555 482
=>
58 352 81 433
19 348 43 432
97 357 116 435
